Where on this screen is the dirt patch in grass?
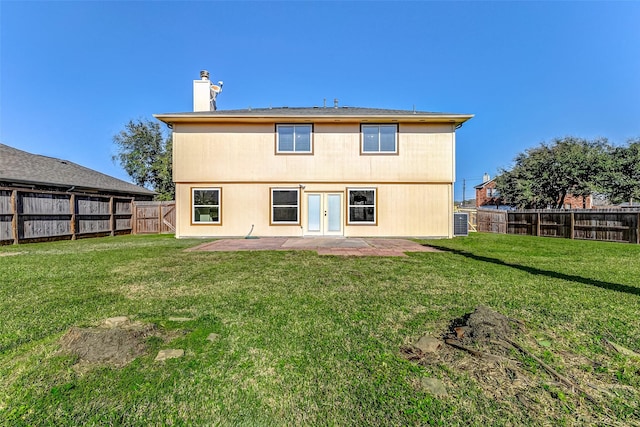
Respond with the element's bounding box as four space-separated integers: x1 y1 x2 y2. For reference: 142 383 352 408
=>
403 306 640 425
59 317 181 370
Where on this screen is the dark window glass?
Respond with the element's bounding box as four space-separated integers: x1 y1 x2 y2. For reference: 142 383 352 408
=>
348 189 375 223
193 188 220 223
272 189 299 223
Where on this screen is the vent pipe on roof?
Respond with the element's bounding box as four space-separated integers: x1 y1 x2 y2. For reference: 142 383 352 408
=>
334 98 338 108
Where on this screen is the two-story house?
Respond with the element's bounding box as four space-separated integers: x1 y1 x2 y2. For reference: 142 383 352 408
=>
154 73 473 239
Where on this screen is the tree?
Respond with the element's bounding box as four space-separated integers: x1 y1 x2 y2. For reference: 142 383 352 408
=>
112 119 174 200
495 137 611 209
606 138 640 205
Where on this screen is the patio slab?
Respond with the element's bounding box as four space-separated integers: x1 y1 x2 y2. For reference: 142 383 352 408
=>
188 237 440 257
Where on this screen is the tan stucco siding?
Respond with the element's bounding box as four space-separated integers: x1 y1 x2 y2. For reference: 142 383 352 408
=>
172 123 454 184
175 182 452 238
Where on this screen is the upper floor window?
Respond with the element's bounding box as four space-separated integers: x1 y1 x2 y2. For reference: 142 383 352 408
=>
276 124 313 154
192 187 221 224
361 124 397 154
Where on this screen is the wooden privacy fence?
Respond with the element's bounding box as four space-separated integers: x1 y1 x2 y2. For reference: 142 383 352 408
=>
133 201 176 234
0 188 176 244
0 188 133 244
477 208 640 244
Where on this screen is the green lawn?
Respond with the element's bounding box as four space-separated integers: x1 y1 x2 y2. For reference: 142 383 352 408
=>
1 233 639 426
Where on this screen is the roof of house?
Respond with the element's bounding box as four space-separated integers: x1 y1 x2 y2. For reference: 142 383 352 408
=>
0 143 155 196
155 106 474 125
474 178 496 189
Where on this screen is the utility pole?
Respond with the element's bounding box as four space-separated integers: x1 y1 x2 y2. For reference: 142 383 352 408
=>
462 179 466 207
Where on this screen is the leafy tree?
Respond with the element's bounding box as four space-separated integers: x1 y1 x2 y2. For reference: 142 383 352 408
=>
606 138 640 205
112 119 174 200
495 137 611 209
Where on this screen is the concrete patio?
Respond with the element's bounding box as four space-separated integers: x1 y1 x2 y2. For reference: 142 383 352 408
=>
187 237 441 257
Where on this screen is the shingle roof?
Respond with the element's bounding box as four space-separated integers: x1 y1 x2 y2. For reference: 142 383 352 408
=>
474 178 496 189
155 106 474 125
0 143 155 196
159 106 464 116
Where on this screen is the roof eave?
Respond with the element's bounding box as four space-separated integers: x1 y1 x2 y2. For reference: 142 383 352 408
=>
0 177 156 196
154 113 474 126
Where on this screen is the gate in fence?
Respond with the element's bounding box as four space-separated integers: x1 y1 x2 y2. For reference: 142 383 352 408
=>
133 201 176 234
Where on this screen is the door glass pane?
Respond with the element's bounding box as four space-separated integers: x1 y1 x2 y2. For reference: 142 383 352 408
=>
327 194 341 232
308 194 320 232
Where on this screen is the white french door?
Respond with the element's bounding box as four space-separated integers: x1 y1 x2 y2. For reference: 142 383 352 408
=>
306 193 343 236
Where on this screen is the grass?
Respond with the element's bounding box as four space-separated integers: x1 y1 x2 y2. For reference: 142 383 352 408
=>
1 233 639 426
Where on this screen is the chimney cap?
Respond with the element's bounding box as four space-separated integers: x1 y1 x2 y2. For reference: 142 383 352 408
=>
200 70 210 80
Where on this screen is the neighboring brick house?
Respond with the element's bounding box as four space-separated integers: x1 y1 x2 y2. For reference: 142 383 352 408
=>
559 193 593 209
475 178 502 208
154 72 473 239
475 177 592 209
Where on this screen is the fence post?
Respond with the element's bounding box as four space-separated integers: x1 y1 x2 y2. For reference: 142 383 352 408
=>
70 194 76 240
536 212 541 236
570 212 575 239
132 201 137 234
109 196 115 237
11 189 18 244
637 213 639 245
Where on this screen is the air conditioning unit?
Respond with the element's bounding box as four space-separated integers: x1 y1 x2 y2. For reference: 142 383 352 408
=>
453 213 469 236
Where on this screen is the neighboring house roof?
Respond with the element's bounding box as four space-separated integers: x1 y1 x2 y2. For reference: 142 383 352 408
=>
155 106 474 125
474 178 496 189
619 202 640 208
0 143 155 197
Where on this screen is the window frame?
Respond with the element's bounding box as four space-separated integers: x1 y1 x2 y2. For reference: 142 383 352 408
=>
275 124 314 154
347 188 377 225
270 187 301 225
360 124 398 155
486 188 500 198
191 187 221 225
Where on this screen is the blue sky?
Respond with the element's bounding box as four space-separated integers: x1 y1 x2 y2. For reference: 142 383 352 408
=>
2 1 639 201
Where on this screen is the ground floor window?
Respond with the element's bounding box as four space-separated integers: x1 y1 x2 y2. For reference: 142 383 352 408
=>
347 188 376 224
192 187 220 224
271 188 300 224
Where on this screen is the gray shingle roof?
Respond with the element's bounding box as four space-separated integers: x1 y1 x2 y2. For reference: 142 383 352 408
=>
155 106 474 124
159 106 465 116
0 143 155 196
